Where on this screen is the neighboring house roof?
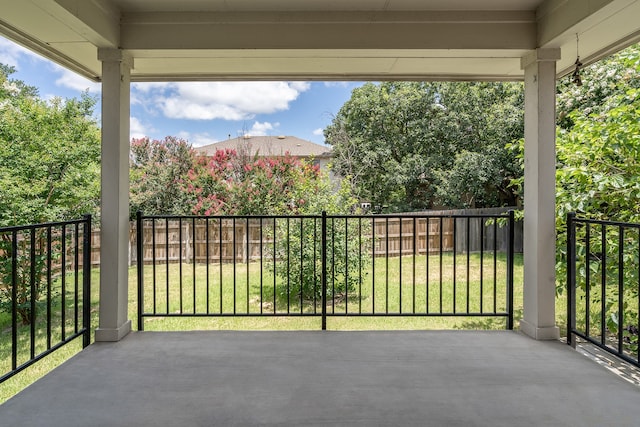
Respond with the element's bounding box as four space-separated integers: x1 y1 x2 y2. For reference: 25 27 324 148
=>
198 136 332 159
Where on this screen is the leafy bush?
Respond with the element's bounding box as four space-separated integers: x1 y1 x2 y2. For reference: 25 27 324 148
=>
0 230 58 325
268 176 371 304
271 215 371 304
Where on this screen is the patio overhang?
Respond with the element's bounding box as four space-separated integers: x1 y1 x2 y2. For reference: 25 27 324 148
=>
1 0 639 82
1 0 640 342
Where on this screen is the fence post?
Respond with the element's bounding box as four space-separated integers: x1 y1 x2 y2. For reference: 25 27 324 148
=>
321 211 327 330
566 212 576 347
507 210 515 330
82 215 92 348
136 211 144 331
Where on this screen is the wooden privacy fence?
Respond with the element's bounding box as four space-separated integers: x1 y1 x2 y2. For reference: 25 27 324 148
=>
129 217 455 265
414 207 524 253
85 208 522 267
137 218 266 265
371 216 453 257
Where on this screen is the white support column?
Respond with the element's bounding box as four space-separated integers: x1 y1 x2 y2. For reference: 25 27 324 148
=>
95 49 132 342
520 48 561 340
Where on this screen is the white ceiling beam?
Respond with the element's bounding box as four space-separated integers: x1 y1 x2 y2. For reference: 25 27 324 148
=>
536 0 640 75
121 11 537 50
124 10 535 24
34 0 120 47
127 56 525 82
537 0 612 45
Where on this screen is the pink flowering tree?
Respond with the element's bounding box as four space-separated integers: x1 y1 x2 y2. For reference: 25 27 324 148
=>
129 136 197 218
184 149 322 215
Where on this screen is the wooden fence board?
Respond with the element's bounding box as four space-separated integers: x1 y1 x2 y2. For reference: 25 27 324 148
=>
84 208 522 266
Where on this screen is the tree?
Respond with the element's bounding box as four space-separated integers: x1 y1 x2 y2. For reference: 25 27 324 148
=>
436 151 503 208
183 148 339 216
0 71 100 226
324 81 524 211
549 43 640 282
0 64 101 323
555 87 640 343
129 136 197 218
557 44 640 131
556 92 640 225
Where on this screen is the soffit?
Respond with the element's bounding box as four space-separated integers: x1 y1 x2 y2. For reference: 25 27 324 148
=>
0 0 638 82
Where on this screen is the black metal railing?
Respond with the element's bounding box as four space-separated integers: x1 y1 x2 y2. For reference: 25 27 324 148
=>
137 211 515 330
567 213 640 367
0 216 91 384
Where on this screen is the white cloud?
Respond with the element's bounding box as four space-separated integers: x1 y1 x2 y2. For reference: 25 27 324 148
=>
249 121 279 136
53 65 100 92
130 117 151 140
193 135 218 147
178 131 219 148
131 82 172 106
176 131 191 140
323 82 350 88
132 82 172 93
313 128 324 136
0 36 41 68
290 81 312 91
157 82 311 121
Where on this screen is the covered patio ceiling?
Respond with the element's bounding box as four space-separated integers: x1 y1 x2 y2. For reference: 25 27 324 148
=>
1 0 640 82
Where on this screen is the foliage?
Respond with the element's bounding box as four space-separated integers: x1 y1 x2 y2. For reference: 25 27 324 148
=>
0 229 50 325
129 136 197 218
435 151 502 208
269 179 369 302
507 44 640 284
184 149 323 215
324 81 524 211
557 44 640 131
0 64 100 324
0 80 100 225
555 45 640 282
555 88 640 339
551 44 640 345
555 90 640 226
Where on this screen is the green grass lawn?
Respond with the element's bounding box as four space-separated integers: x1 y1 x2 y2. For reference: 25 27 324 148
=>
1 252 537 403
136 252 524 331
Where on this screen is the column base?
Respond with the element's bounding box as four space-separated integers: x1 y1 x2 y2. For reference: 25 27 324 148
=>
95 320 132 342
520 319 560 340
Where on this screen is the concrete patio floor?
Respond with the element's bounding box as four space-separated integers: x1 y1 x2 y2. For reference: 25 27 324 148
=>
1 330 639 426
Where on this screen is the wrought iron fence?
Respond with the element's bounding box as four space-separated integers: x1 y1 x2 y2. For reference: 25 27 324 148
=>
0 216 91 383
137 211 515 330
567 213 640 367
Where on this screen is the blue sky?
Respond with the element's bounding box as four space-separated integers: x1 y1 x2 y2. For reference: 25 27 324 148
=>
0 35 361 147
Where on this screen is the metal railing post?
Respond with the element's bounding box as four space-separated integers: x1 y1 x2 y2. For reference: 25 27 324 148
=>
82 214 92 348
566 212 576 347
136 211 144 331
321 211 327 330
507 210 515 330
11 230 18 371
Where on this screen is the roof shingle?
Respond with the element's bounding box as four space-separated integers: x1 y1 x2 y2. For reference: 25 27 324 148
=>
198 136 332 158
